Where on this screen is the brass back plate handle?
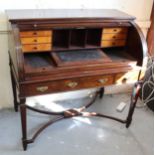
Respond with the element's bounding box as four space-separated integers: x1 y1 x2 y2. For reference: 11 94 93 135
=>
98 78 108 84
67 82 78 88
36 86 48 92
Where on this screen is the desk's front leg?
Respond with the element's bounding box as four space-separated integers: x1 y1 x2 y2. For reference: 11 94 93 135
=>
20 99 27 151
9 58 18 112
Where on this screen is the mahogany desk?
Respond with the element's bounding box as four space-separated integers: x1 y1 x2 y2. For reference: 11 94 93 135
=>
6 9 147 150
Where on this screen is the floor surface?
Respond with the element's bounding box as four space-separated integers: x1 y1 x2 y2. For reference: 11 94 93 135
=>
0 94 153 155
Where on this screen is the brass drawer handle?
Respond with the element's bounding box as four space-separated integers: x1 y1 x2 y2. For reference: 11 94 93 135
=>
98 78 108 84
67 82 78 88
36 86 48 92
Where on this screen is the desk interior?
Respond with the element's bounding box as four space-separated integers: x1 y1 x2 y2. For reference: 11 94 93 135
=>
24 47 137 74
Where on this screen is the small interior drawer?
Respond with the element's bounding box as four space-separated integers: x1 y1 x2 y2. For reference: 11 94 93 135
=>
21 75 114 96
20 30 52 37
101 33 127 40
22 44 51 52
102 28 128 34
21 37 51 44
101 40 126 47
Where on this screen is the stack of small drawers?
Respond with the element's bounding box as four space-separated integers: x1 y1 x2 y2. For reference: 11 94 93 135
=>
101 28 128 48
20 30 52 53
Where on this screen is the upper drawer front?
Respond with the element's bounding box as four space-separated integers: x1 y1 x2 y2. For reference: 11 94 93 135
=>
21 75 114 97
20 30 52 37
21 37 51 44
102 28 128 34
22 44 51 52
101 33 127 40
101 40 126 47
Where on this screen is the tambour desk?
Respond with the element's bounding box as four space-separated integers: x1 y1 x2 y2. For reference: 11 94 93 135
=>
6 9 147 150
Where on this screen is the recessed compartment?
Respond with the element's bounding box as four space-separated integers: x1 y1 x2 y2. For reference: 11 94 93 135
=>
86 28 102 47
24 52 55 73
53 29 70 50
70 29 86 48
103 47 137 65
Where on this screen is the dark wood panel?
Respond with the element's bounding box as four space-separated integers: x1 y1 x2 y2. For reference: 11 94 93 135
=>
147 5 154 56
6 9 135 21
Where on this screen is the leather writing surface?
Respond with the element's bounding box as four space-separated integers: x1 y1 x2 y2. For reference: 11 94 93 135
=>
55 49 104 62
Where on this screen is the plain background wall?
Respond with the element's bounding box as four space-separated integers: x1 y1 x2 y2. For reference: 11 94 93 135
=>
0 0 153 108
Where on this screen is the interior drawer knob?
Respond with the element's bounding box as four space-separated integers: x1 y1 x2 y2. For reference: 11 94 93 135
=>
98 78 108 84
67 82 78 88
34 39 37 42
33 47 38 50
36 86 48 92
33 32 37 35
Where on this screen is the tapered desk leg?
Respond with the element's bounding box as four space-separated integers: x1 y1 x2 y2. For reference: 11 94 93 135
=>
126 82 141 128
20 99 27 151
10 62 18 112
99 87 105 99
126 103 136 128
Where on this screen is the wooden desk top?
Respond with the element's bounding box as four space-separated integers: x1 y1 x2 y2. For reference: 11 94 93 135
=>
6 9 135 21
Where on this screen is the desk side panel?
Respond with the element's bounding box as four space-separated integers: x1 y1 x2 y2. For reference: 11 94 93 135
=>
8 22 25 83
127 22 148 66
8 22 19 81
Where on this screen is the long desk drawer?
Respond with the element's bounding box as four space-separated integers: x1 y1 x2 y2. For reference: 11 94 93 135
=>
21 75 114 97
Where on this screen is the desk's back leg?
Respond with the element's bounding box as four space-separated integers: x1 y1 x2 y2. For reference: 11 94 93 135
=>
20 99 27 151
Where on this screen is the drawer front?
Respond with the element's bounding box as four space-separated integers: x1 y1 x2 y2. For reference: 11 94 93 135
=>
21 37 51 44
22 44 51 52
21 75 114 97
115 71 140 84
20 30 52 37
103 28 128 34
101 40 126 47
101 33 127 40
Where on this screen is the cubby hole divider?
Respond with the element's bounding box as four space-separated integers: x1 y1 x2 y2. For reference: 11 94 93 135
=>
52 28 102 51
